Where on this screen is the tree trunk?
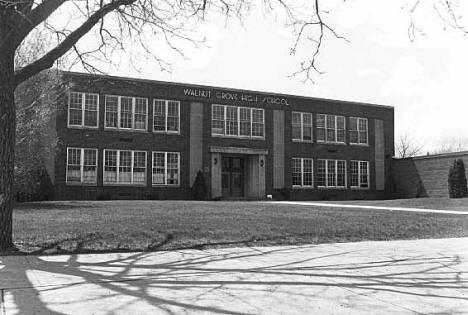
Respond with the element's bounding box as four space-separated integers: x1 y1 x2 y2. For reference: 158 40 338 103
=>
0 50 16 251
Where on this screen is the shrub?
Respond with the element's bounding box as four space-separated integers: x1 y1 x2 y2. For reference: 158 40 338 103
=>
15 165 54 202
448 159 468 198
191 170 207 200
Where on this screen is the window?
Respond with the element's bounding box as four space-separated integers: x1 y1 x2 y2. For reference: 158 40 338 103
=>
292 158 313 187
68 92 99 128
292 112 313 142
211 105 264 138
316 114 345 143
152 152 180 186
103 150 147 185
66 148 98 184
317 159 346 188
104 95 148 130
350 160 369 188
153 99 180 133
349 117 368 145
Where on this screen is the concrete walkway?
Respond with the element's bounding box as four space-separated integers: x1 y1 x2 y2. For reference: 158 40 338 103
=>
1 238 467 314
268 201 468 215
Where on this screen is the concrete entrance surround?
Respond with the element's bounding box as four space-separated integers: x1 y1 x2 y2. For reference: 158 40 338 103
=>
210 146 267 199
1 237 467 314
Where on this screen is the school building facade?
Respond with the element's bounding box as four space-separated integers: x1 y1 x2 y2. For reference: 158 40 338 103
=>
47 71 395 200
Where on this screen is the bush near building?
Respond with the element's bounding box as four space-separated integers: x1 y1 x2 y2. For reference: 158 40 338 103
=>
448 159 468 198
191 171 207 200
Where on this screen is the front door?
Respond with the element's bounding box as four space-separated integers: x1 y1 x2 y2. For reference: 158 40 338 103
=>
222 157 244 198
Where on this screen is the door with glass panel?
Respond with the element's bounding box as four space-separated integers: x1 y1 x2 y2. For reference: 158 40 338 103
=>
221 157 244 198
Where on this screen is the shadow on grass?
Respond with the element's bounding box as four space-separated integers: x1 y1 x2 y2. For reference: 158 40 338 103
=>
13 201 96 211
1 241 468 314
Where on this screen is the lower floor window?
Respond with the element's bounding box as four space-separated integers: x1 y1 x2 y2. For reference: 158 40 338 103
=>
103 150 147 185
317 159 346 188
66 148 98 184
292 158 313 187
152 152 180 186
350 160 369 188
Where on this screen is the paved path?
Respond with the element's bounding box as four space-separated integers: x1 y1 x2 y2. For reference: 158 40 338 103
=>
268 201 468 215
1 238 468 314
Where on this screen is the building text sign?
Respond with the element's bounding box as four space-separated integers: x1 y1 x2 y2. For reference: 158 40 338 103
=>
183 88 290 106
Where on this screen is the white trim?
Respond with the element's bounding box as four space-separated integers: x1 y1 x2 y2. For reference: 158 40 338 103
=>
67 91 99 129
350 160 370 189
292 111 313 143
349 117 369 145
152 99 181 134
104 94 148 131
316 114 346 144
317 159 347 188
211 104 265 139
292 157 314 188
152 151 181 187
65 147 98 185
103 149 147 186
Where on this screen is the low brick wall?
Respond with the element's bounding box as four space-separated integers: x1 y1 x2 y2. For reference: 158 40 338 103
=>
392 151 468 198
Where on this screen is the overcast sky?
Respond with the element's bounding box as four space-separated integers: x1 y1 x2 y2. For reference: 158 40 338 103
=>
70 0 468 153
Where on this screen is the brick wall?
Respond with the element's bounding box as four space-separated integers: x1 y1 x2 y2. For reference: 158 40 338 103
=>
53 71 394 200
392 152 468 198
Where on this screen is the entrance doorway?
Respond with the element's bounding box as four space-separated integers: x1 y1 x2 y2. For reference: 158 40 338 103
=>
222 157 244 198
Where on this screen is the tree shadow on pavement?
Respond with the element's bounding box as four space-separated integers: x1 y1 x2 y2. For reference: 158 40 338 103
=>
1 241 467 314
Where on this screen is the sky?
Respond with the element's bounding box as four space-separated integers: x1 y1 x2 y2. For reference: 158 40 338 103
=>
66 0 468 153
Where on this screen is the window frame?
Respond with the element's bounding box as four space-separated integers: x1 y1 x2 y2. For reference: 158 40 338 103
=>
67 91 99 129
104 95 148 131
316 114 346 144
349 117 369 146
152 99 181 134
317 159 347 189
152 151 181 186
211 104 265 139
65 147 98 185
292 111 313 143
102 149 147 186
350 160 370 189
292 158 314 188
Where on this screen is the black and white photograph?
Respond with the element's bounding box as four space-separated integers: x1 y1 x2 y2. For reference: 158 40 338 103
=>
1 0 468 314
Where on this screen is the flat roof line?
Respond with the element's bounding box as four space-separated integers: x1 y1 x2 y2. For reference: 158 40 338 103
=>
62 70 394 110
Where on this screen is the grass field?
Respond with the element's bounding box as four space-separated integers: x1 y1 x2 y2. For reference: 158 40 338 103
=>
10 200 468 255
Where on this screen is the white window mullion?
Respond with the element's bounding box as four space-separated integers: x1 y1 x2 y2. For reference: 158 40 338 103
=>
130 151 134 184
224 105 227 136
325 160 328 187
80 149 84 183
132 97 136 130
165 101 168 132
237 107 241 137
164 153 168 185
116 151 120 184
301 159 304 187
250 108 253 138
117 97 121 129
335 160 338 188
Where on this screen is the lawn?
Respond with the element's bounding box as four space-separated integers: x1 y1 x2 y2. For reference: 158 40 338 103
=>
311 197 468 211
10 200 468 255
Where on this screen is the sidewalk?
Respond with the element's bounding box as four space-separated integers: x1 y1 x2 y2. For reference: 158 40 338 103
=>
1 237 467 314
268 201 468 215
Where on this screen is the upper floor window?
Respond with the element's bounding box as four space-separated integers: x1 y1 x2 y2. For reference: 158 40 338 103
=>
152 152 180 186
211 105 264 138
105 95 148 131
349 117 368 145
292 112 313 142
350 160 369 188
103 149 147 185
317 114 345 144
292 158 313 187
68 92 99 128
153 99 180 133
317 159 346 188
66 147 98 184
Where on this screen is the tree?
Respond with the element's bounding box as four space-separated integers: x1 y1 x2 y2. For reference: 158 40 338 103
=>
395 133 424 158
0 0 346 251
1 0 467 250
448 159 468 198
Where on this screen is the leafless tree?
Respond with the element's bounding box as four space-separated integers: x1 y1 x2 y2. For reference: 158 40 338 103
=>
395 134 425 158
0 0 347 251
432 136 468 154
